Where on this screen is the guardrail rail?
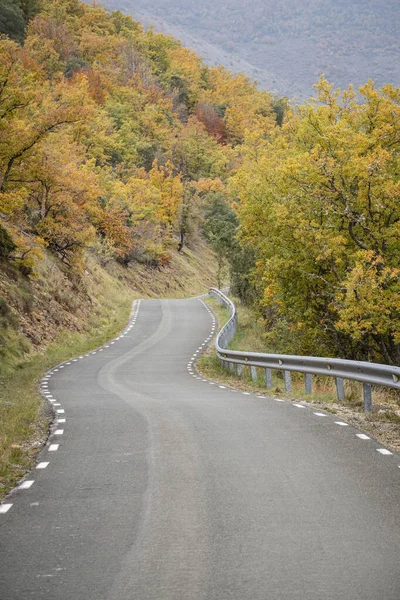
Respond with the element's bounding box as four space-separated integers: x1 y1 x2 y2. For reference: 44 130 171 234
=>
209 287 400 412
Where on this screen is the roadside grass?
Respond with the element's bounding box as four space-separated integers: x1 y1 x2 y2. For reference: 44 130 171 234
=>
0 269 134 499
0 240 217 500
198 296 400 451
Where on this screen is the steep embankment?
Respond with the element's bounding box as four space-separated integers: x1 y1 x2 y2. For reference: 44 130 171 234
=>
0 238 216 498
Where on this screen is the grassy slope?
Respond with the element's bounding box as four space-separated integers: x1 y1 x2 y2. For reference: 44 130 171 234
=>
0 239 217 498
198 297 400 452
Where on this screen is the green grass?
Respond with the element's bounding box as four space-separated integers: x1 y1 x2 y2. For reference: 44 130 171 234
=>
0 270 134 499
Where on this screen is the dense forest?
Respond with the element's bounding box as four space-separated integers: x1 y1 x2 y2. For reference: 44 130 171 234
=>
111 0 400 98
0 0 399 365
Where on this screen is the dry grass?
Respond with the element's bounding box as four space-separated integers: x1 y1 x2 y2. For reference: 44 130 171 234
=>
0 240 217 499
0 267 134 498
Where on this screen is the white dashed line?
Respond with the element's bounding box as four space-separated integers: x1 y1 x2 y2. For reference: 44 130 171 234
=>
294 403 305 408
0 504 12 514
377 449 393 455
49 444 59 451
19 480 34 490
314 412 327 417
243 392 251 395
36 462 49 469
53 403 61 406
56 409 65 414
54 429 64 435
274 398 285 402
335 421 349 427
356 434 370 440
57 419 66 423
257 395 266 399
219 385 226 389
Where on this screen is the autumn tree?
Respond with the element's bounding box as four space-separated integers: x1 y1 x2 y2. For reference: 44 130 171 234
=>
232 78 400 363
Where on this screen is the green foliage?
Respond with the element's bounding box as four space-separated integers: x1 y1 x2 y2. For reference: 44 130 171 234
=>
0 224 16 259
0 1 26 42
232 78 400 364
0 0 41 42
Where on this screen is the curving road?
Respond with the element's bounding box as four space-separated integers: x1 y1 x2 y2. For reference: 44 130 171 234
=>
1 297 400 600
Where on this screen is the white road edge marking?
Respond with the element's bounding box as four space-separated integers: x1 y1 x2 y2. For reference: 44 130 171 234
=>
314 412 327 416
294 403 305 408
36 462 49 469
377 448 393 455
49 444 59 451
54 429 64 435
19 480 34 489
335 422 349 427
356 434 370 440
0 504 12 514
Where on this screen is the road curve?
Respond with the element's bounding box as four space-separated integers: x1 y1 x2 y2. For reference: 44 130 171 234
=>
1 297 400 600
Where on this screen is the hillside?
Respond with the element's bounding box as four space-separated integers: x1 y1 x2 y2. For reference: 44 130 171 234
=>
105 0 400 99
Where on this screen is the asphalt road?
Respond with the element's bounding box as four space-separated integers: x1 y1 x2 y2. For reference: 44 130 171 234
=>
1 297 400 600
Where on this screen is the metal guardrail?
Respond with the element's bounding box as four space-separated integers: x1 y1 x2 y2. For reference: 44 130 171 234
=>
209 287 400 412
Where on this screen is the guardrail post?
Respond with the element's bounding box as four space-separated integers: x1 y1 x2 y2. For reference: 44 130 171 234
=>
335 377 345 401
304 374 312 394
363 383 372 412
284 371 291 393
250 366 257 381
229 362 234 373
265 368 272 388
237 363 243 377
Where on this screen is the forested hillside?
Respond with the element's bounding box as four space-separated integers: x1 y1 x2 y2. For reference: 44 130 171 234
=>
108 0 400 98
0 0 274 368
0 0 399 370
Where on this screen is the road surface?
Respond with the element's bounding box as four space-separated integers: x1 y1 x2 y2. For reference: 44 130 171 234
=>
1 297 400 599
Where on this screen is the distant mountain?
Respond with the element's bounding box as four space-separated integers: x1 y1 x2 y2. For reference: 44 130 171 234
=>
104 0 400 99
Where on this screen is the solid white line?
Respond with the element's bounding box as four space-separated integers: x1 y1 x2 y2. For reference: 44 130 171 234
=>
356 434 370 440
49 444 59 451
335 421 349 427
314 412 327 417
19 480 34 489
0 504 12 514
377 448 393 455
294 403 305 408
54 429 64 435
36 462 49 469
